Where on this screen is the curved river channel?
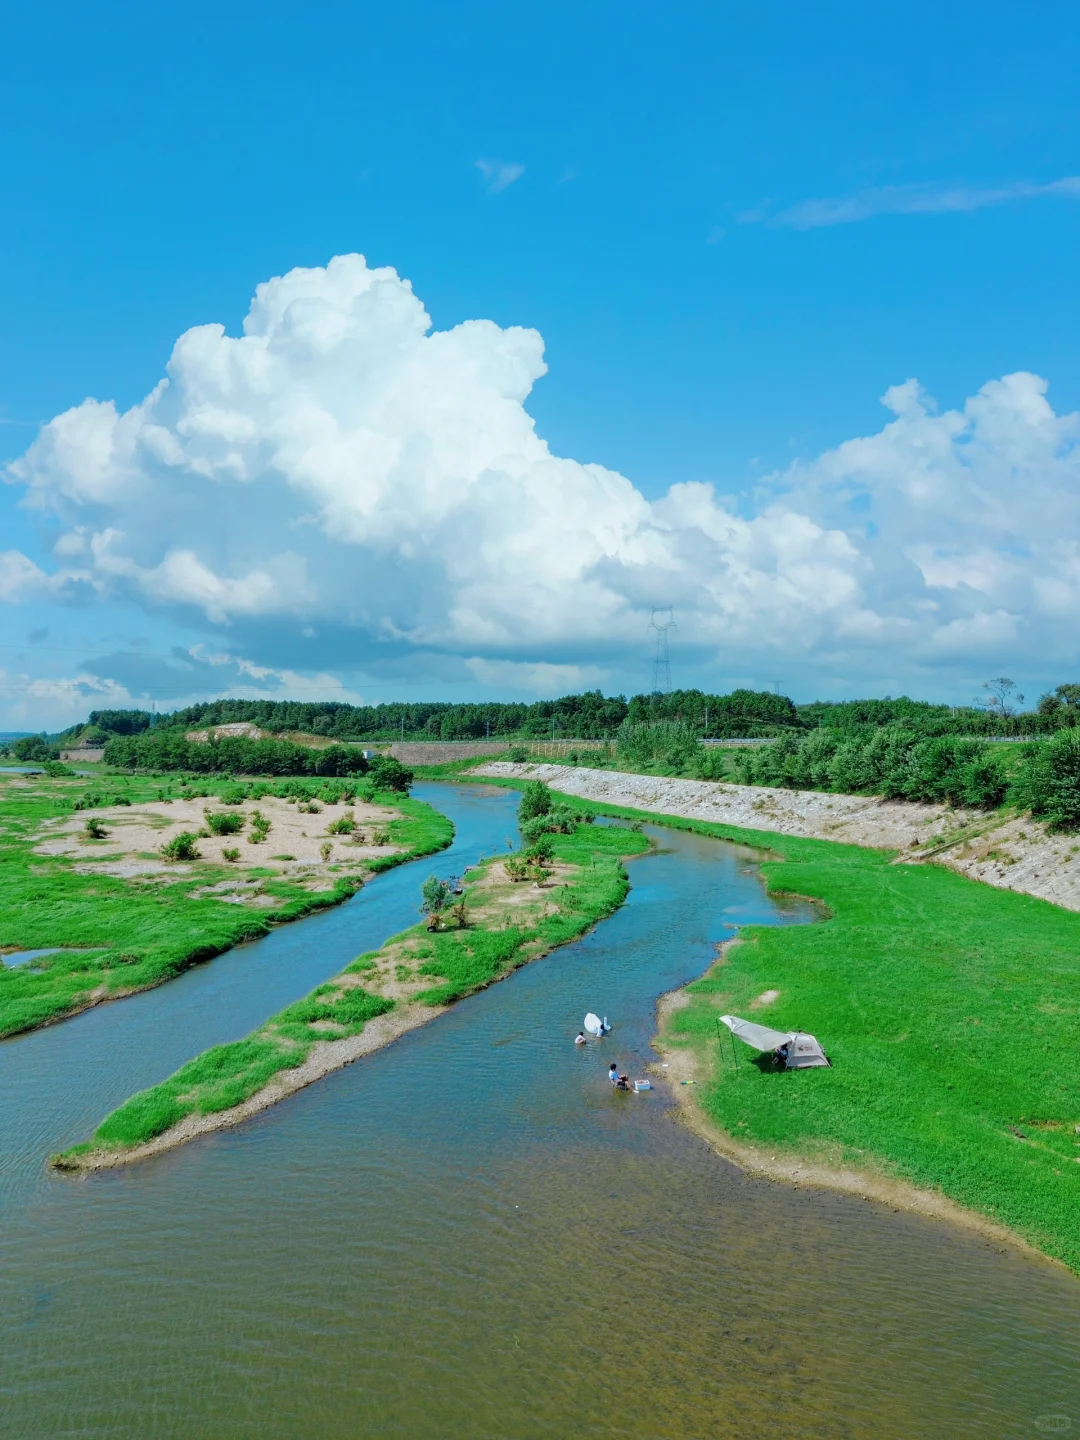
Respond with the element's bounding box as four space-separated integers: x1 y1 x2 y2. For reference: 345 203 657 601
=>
2 782 1079 1437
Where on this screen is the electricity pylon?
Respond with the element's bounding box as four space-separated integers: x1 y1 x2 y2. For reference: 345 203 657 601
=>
649 608 675 695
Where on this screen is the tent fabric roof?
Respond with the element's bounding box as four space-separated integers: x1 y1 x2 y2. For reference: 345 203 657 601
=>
718 1014 795 1051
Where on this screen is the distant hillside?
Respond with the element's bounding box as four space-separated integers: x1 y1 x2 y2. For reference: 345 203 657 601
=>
15 682 1074 758
85 688 798 743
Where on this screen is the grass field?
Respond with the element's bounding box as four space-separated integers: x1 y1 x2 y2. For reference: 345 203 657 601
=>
0 773 452 1039
57 820 647 1164
504 791 1080 1273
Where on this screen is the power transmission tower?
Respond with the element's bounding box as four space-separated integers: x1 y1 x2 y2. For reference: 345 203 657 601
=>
649 608 675 695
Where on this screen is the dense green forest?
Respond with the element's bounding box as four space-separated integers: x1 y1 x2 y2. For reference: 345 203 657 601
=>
19 688 800 748
4 681 1078 763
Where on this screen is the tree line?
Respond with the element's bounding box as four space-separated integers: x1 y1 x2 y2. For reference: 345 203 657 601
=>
8 678 1080 762
100 732 412 788
735 724 1080 830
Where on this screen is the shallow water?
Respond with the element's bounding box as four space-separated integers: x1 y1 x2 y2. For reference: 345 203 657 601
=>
1 782 1078 1437
2 948 63 968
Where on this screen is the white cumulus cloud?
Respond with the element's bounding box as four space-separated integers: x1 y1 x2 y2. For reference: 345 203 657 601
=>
4 253 1080 696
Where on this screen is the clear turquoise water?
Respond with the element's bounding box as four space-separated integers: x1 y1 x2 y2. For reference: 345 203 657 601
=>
1 782 1078 1437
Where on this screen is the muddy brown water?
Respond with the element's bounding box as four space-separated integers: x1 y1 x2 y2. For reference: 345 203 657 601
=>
1 783 1078 1437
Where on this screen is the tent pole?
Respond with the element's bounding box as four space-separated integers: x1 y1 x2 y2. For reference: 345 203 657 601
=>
715 1016 739 1073
716 1016 738 1073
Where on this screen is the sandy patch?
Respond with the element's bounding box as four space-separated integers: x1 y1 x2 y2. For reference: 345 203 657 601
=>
184 721 271 742
33 794 402 874
72 859 179 878
476 762 1080 913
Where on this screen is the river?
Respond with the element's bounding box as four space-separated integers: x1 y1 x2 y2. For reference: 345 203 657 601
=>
1 782 1078 1437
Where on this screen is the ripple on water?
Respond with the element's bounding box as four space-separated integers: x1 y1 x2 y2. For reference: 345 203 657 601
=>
1 787 1079 1439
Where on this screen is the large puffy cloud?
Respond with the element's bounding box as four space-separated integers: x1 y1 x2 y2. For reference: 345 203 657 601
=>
780 372 1080 664
5 253 1080 689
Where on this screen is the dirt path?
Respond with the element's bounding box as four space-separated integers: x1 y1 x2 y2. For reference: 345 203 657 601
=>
475 762 1080 912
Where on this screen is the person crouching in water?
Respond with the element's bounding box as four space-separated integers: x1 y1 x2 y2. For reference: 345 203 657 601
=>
608 1063 618 1084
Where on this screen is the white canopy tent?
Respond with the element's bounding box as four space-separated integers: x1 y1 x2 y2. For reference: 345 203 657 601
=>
718 1014 830 1069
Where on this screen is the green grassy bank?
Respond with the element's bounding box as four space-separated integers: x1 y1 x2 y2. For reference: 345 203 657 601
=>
0 774 452 1039
56 820 647 1166
485 785 1080 1273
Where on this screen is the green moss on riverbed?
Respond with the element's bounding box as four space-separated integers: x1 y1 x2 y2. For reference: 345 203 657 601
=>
57 822 647 1164
0 774 452 1039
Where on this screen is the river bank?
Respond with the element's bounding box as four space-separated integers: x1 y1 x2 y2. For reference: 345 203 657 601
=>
55 819 648 1170
494 786 1080 1274
652 942 1060 1269
441 768 1080 1271
0 772 451 1039
474 760 1080 912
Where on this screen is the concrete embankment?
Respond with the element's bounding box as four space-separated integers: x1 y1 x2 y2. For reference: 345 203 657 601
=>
475 761 1080 912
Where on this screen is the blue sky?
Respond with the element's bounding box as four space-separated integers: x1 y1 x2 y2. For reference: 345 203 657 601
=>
2 0 1079 727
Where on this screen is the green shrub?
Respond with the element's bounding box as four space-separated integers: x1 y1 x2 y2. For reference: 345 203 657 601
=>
248 810 271 844
1012 728 1080 830
83 817 110 840
959 753 1008 808
222 847 241 862
325 810 356 834
420 875 452 924
520 815 551 846
525 834 555 864
518 781 552 824
318 781 356 805
161 832 201 862
73 790 132 811
204 811 245 836
368 756 413 793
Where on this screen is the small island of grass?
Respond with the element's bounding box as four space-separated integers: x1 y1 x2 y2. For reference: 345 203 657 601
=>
54 810 648 1169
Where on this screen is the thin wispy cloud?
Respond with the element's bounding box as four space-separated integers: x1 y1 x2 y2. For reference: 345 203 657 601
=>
475 157 524 194
746 177 1080 231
